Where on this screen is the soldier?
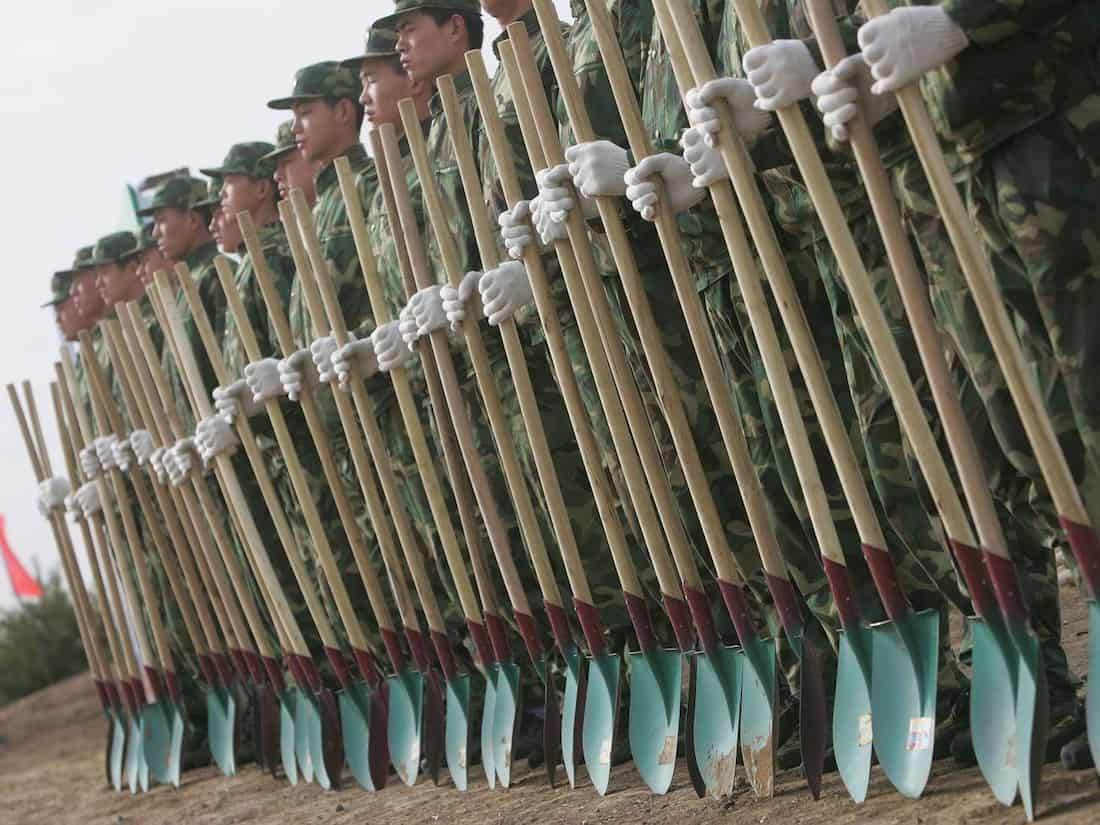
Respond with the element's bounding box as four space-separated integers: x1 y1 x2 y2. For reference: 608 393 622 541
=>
44 254 91 343
266 120 323 207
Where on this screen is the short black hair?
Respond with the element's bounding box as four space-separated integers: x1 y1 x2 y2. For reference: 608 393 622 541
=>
324 95 367 130
426 8 484 50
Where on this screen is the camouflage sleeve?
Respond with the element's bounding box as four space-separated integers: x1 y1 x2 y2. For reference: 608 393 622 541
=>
940 0 1081 44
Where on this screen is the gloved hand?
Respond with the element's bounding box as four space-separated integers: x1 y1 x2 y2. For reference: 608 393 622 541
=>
372 318 415 373
130 430 156 468
195 415 239 463
564 140 630 199
742 39 821 110
858 5 968 94
243 358 286 406
441 270 481 330
64 493 83 522
406 286 448 344
624 153 707 220
479 261 533 327
499 200 538 260
811 53 899 141
537 164 597 228
75 481 104 519
213 379 260 424
79 444 101 480
279 349 317 402
167 438 198 487
685 77 774 146
332 332 378 388
94 435 120 474
680 126 727 189
149 447 169 485
310 335 339 385
36 476 71 518
112 436 136 474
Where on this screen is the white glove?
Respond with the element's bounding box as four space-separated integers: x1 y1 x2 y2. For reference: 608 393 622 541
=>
149 447 169 485
624 153 707 220
441 270 481 330
564 140 630 199
310 336 339 385
195 415 238 463
213 379 259 424
479 262 533 327
244 358 286 406
64 494 83 522
811 54 900 142
36 476 71 518
75 481 104 518
685 77 774 146
680 126 728 189
79 444 101 480
332 332 378 388
858 6 968 95
742 39 821 111
130 430 156 467
372 318 415 373
532 188 569 247
406 286 448 343
112 436 136 474
167 438 198 487
498 200 538 260
537 164 597 229
279 349 317 402
94 435 120 473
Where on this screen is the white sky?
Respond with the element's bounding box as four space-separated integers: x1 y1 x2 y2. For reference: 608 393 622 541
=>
0 0 571 609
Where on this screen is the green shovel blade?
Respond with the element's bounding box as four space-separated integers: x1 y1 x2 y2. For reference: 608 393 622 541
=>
1088 600 1099 773
294 690 315 783
833 624 873 803
870 609 939 799
138 738 149 793
1010 624 1047 821
125 716 141 793
561 648 582 789
207 688 237 777
969 617 1019 807
142 700 180 786
582 653 621 796
628 649 681 795
340 682 378 791
445 674 471 790
693 646 744 798
300 692 332 789
108 710 126 791
480 668 498 788
279 689 298 785
387 669 424 786
493 663 521 788
739 637 776 798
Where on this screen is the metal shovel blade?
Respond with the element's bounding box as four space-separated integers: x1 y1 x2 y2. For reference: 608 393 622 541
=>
562 647 583 789
316 687 344 790
739 637 776 798
125 715 141 793
108 710 126 791
628 649 681 795
798 631 828 800
386 669 425 786
481 668 498 788
425 671 446 785
582 653 621 795
1089 599 1100 773
684 654 706 797
339 682 378 791
492 662 522 788
870 609 939 799
257 684 280 775
969 617 1019 807
543 659 562 787
138 735 149 793
142 700 180 786
294 690 315 783
279 689 299 785
207 687 237 777
693 646 745 798
1011 625 1048 821
833 624 873 803
445 674 471 790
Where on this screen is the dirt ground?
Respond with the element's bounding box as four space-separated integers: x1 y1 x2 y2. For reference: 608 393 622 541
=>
1 585 1097 825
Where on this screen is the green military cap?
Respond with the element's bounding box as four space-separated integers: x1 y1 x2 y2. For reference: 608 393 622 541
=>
267 61 362 110
340 22 400 69
72 245 97 271
42 269 75 308
374 0 481 29
192 176 223 210
137 176 210 217
119 223 156 263
200 141 277 180
261 120 297 164
90 230 138 266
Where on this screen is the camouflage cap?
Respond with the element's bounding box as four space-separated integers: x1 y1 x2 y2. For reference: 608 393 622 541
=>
192 176 223 210
260 120 297 163
72 245 97 271
137 176 210 217
267 61 362 110
340 22 400 69
90 230 139 266
199 141 277 181
118 223 156 263
373 0 481 29
42 270 75 308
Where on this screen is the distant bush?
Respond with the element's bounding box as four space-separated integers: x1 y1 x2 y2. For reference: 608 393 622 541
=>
0 572 87 707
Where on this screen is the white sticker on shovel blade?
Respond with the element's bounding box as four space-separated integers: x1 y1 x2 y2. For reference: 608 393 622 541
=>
858 714 873 746
906 717 933 751
658 735 676 765
599 738 612 764
457 746 467 768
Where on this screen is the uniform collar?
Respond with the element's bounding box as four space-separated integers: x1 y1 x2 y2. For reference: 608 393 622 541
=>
316 142 370 197
429 69 473 119
492 6 542 57
183 241 219 272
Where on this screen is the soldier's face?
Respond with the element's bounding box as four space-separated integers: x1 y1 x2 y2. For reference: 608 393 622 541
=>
396 12 461 83
275 150 321 206
154 207 197 261
95 261 130 306
291 100 343 163
222 174 267 217
361 59 417 129
56 297 85 340
212 206 243 254
137 245 170 287
71 269 105 318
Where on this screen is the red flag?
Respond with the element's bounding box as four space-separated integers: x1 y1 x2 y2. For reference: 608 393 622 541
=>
0 516 44 600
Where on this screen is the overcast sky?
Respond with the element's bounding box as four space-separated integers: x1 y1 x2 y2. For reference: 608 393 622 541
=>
0 0 573 610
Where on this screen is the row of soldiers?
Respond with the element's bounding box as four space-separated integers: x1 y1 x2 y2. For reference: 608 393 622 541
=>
38 0 1097 779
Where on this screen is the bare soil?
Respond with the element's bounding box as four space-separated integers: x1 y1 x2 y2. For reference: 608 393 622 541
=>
1 585 1096 825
